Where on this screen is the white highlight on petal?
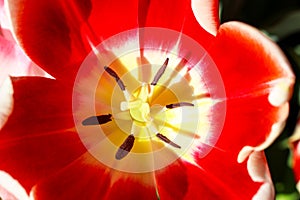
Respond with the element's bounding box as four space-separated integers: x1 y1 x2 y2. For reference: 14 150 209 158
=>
247 151 274 200
252 182 274 200
191 0 219 36
0 171 29 200
0 77 13 129
248 151 269 182
268 79 293 107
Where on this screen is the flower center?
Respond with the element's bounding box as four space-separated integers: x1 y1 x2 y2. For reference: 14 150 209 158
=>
103 59 187 160
72 27 226 173
128 83 151 123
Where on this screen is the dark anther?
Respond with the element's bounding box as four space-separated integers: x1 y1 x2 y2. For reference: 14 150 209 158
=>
82 114 112 126
104 66 126 91
156 133 181 149
115 135 135 160
166 102 194 109
151 58 169 86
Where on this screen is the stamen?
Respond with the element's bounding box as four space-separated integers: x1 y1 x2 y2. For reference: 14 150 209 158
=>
115 135 135 160
104 66 126 91
166 102 194 109
151 58 169 86
156 133 181 148
82 114 112 126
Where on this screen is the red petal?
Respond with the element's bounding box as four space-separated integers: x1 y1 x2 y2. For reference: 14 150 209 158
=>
7 0 139 83
191 150 263 199
292 139 300 186
289 117 300 192
32 153 111 199
138 0 215 50
155 153 268 199
290 119 300 192
86 0 138 41
33 152 158 200
206 21 294 156
209 22 294 99
8 0 217 83
105 173 157 200
155 160 189 199
221 94 287 156
0 77 86 193
31 150 270 199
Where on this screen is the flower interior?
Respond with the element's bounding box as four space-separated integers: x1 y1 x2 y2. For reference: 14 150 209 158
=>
72 28 226 173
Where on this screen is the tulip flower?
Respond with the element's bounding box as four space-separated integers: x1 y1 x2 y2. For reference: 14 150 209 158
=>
0 0 294 199
290 120 300 193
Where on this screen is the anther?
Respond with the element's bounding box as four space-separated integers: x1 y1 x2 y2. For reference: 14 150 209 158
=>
166 102 194 109
151 58 169 86
115 135 135 160
104 66 126 91
82 114 112 126
156 133 181 148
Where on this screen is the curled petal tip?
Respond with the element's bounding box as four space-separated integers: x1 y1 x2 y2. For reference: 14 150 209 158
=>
238 146 254 163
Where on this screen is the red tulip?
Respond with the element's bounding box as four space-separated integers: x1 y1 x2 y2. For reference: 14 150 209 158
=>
0 0 295 199
291 121 300 193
